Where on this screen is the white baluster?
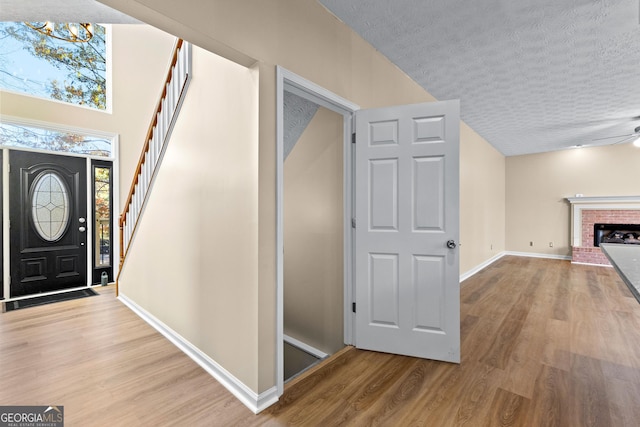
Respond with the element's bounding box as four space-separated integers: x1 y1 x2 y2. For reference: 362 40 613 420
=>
145 155 150 188
162 90 169 133
133 186 139 220
152 135 158 168
142 159 147 191
156 113 163 145
161 106 167 142
174 69 180 107
145 159 151 190
175 60 182 94
171 80 176 114
167 76 174 114
179 46 186 85
151 129 158 166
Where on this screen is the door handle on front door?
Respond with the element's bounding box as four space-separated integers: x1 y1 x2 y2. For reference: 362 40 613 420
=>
446 240 457 249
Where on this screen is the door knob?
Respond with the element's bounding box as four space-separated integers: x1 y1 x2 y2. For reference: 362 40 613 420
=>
79 226 86 232
446 239 457 249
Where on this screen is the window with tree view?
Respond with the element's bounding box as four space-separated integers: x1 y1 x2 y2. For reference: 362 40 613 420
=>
0 122 112 156
94 166 111 268
0 22 107 110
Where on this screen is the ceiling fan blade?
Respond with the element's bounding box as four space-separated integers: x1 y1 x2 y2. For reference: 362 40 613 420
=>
611 134 639 145
592 133 636 141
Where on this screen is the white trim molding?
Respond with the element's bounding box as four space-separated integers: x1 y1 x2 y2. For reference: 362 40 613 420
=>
460 251 575 284
504 251 572 261
276 66 359 398
460 252 506 282
118 293 278 414
283 334 328 359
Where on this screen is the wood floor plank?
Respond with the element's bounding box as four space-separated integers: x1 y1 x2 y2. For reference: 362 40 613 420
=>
569 353 612 427
541 318 571 371
2 257 639 425
604 376 640 427
527 364 571 427
483 388 530 427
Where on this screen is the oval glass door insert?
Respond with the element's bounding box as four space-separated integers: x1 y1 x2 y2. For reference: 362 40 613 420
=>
31 171 70 241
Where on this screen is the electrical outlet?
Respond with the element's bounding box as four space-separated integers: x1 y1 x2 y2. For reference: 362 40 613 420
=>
549 242 553 248
530 241 534 246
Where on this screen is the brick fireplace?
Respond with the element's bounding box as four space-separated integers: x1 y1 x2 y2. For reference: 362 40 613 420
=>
567 196 640 265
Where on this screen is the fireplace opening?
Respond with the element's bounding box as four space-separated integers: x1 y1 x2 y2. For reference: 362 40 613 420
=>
594 223 640 247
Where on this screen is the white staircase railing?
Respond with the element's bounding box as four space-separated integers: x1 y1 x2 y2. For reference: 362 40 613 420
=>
117 39 192 290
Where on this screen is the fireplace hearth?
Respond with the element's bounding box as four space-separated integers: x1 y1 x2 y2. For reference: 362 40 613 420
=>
594 223 640 247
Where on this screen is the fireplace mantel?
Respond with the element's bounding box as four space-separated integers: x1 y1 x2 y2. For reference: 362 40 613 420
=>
566 196 640 248
566 196 640 205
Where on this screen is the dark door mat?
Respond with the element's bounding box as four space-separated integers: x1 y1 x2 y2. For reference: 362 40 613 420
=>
3 288 99 312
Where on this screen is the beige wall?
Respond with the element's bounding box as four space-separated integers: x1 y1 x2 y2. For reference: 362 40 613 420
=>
506 143 640 256
100 0 507 393
284 106 344 355
460 123 506 274
0 25 176 207
117 46 260 389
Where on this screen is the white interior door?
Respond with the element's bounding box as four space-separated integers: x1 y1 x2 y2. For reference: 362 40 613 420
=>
354 100 460 363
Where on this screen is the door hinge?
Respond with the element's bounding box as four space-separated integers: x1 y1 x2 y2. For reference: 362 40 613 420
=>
352 302 356 313
351 218 356 229
351 133 356 144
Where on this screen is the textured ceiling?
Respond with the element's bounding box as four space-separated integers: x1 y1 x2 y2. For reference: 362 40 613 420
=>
283 92 319 160
0 0 140 23
319 0 640 156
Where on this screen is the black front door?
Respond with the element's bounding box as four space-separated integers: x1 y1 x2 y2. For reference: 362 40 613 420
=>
10 150 87 297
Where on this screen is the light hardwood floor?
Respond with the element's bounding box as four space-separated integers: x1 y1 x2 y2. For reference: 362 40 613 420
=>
1 256 639 426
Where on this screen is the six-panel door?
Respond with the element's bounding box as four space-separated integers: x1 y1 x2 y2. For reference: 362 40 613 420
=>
355 100 460 362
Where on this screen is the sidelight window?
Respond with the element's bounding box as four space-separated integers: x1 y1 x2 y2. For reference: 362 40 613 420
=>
94 165 111 268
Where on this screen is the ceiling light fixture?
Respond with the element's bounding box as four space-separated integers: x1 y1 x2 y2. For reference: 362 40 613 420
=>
24 22 94 43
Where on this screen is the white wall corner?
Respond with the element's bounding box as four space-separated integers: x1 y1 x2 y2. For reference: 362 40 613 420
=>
117 293 278 414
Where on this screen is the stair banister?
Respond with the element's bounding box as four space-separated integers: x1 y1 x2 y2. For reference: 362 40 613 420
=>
116 39 192 294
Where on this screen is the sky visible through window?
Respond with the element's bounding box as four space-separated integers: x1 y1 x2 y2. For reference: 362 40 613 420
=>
0 22 107 109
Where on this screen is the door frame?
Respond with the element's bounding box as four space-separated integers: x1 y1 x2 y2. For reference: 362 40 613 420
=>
276 66 359 395
1 119 120 300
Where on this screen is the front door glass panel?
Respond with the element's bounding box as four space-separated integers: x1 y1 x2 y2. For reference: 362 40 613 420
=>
31 170 70 241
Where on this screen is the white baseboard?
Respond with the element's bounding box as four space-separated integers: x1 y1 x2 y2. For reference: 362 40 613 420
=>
504 251 572 261
283 334 328 359
118 293 278 414
459 252 506 282
460 250 575 283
